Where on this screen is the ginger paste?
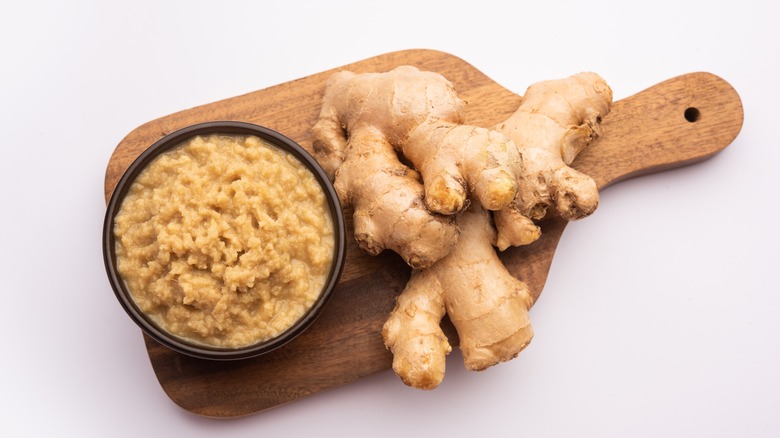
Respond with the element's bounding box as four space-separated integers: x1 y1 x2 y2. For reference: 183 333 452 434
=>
113 134 335 348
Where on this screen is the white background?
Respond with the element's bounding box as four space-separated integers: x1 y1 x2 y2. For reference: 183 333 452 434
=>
2 1 778 436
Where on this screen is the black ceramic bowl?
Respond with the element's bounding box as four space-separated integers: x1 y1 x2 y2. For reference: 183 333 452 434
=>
102 121 346 360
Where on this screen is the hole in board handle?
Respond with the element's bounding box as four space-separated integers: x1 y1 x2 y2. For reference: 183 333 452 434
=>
684 107 701 123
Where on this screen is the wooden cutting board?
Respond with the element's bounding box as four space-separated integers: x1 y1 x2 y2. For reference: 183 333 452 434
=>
104 49 743 418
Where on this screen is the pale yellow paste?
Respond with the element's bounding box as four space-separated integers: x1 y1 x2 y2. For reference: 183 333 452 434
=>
114 134 334 348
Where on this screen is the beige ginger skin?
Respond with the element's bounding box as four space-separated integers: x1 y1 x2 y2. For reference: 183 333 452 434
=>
311 66 612 389
383 72 612 389
382 205 534 389
493 72 613 249
311 66 521 268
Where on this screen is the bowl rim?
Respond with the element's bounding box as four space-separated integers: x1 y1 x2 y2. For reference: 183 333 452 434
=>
102 121 346 360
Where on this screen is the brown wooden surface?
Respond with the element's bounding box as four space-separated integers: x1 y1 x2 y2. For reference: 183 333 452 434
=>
104 49 743 418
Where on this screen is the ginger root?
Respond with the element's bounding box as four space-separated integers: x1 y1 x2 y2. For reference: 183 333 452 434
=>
311 66 521 268
382 205 533 389
493 72 612 249
310 66 611 390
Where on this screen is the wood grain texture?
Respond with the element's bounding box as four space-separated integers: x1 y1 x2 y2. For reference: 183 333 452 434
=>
104 49 743 418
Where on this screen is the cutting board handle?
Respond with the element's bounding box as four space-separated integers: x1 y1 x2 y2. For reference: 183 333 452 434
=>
574 72 743 189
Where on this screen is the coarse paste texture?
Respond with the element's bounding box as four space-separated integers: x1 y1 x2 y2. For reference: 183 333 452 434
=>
114 134 335 348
